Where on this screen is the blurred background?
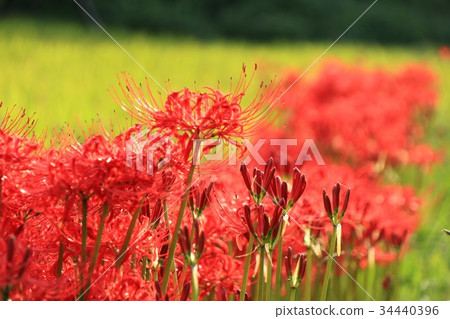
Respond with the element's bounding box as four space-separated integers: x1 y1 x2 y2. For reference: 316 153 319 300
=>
1 0 449 43
0 0 449 300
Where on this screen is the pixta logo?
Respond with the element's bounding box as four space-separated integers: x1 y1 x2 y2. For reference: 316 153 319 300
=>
125 129 172 175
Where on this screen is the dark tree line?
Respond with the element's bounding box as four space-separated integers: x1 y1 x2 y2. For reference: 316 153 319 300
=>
2 0 449 44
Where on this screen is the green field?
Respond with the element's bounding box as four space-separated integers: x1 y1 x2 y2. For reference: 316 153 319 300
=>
1 17 449 300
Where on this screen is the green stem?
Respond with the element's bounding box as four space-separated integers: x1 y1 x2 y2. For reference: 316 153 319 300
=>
258 246 265 301
350 261 359 300
2 285 11 301
191 264 199 301
335 272 342 300
175 218 196 298
56 238 64 277
161 164 196 295
78 196 89 300
115 202 143 268
228 241 234 256
81 204 109 298
304 247 313 300
320 225 337 301
80 197 88 264
366 247 376 301
239 236 254 301
274 229 284 300
141 257 147 279
160 199 177 287
89 204 109 274
392 253 400 300
366 265 376 301
289 287 297 301
265 250 273 300
163 199 169 227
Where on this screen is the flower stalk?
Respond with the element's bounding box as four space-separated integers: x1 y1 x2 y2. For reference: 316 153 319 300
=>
320 183 350 301
161 164 196 295
191 265 200 301
80 204 109 298
178 220 205 301
80 196 89 265
265 249 273 300
304 246 313 300
56 239 64 277
320 225 337 301
239 236 254 301
274 231 284 300
115 201 143 268
258 246 266 301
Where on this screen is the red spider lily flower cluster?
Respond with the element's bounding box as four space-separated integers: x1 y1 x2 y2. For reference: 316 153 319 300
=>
279 60 440 167
439 46 450 61
0 60 439 300
0 236 32 296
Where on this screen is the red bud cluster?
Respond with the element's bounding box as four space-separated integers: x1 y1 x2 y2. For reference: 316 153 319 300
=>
179 221 205 266
240 158 276 204
270 167 307 209
285 247 307 289
322 183 350 225
188 182 213 219
140 198 164 229
242 202 284 246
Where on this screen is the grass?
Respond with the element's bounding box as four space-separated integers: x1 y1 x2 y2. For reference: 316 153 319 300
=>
1 17 449 300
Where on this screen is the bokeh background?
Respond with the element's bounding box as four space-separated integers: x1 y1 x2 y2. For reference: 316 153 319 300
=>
0 0 449 300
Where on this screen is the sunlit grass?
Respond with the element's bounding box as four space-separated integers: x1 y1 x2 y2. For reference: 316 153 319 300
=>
0 17 449 300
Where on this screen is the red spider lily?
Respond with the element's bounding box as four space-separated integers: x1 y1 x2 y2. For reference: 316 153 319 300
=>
439 46 450 60
194 207 246 298
243 202 284 247
322 183 351 226
0 103 36 137
269 167 307 208
390 230 408 249
111 66 280 152
161 170 177 191
240 158 276 204
197 242 244 298
179 221 205 266
86 267 158 301
178 221 206 300
285 247 307 289
0 236 32 294
140 197 164 228
188 182 213 219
